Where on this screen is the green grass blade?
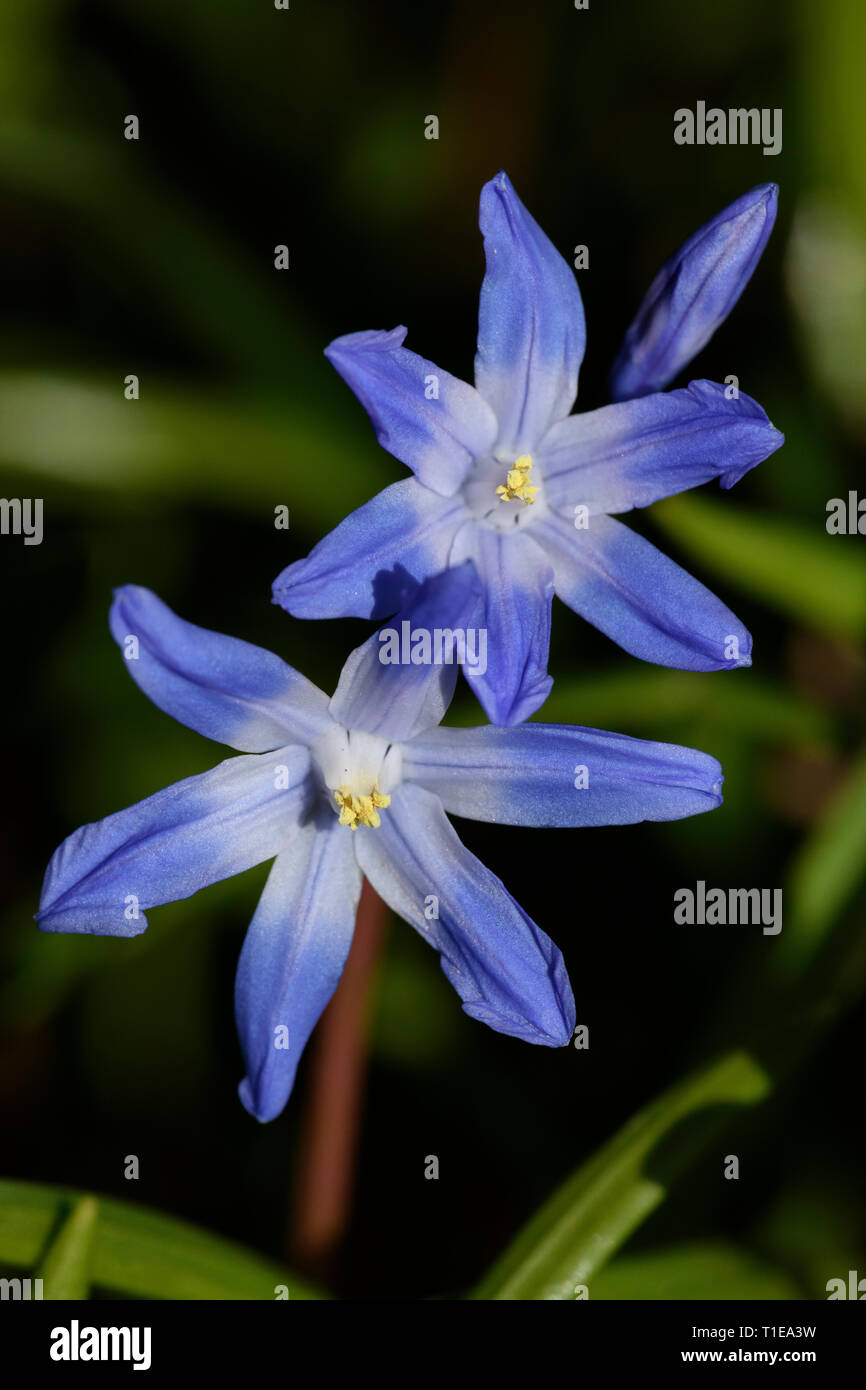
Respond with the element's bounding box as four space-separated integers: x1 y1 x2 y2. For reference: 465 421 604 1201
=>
0 1179 325 1300
36 1195 99 1300
471 1050 770 1301
783 743 866 973
589 1241 803 1301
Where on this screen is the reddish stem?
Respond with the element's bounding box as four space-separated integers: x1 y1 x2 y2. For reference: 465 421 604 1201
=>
289 877 387 1276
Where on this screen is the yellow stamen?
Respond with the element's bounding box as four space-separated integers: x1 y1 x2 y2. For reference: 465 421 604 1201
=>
334 784 391 830
496 454 538 505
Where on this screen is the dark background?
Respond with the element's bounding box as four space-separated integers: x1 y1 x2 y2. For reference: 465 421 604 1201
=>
1 0 865 1299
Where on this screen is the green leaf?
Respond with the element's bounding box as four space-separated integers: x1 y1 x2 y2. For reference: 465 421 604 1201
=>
537 669 830 746
0 371 392 526
445 668 831 749
652 494 866 639
783 742 866 973
794 0 866 433
0 1180 325 1300
757 1177 866 1298
787 193 866 435
471 1050 771 1301
589 1241 803 1300
36 1196 99 1300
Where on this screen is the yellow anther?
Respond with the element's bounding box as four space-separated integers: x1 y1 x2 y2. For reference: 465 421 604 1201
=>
496 454 538 505
334 784 391 830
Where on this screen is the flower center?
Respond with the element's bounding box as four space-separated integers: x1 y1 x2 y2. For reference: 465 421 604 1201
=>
496 454 538 505
333 785 390 830
311 725 402 831
462 452 547 533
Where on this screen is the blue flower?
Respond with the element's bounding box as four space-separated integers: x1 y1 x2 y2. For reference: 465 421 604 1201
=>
610 183 778 402
274 173 784 725
37 567 724 1121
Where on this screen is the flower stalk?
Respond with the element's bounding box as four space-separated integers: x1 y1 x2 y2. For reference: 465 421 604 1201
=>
290 878 388 1276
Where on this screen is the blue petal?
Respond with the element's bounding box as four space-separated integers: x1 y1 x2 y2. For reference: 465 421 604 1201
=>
236 820 362 1122
329 562 482 741
36 746 311 936
541 380 784 516
110 587 331 752
451 523 554 725
535 511 752 671
610 184 778 402
273 479 466 620
355 783 575 1046
325 328 497 495
403 724 723 825
475 171 586 454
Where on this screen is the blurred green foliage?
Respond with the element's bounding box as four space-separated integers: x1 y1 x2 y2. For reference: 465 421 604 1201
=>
0 1180 323 1299
1 0 865 1299
473 1050 772 1300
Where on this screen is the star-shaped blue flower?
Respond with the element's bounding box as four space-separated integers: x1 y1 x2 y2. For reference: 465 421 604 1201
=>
274 173 783 725
37 566 724 1121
